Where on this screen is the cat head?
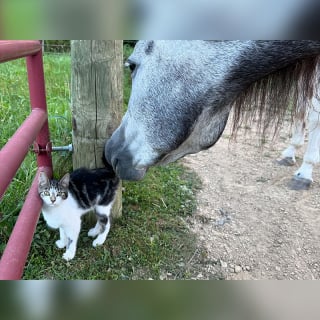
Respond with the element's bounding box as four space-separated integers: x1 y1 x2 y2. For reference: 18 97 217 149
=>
38 172 70 207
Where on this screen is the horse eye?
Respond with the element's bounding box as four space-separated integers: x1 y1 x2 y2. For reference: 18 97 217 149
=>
129 63 136 73
125 60 136 74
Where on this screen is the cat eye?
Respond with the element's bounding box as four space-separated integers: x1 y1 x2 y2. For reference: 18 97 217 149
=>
43 191 50 196
57 191 67 198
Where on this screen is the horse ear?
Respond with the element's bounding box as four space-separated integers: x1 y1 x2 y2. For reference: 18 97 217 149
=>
60 173 70 188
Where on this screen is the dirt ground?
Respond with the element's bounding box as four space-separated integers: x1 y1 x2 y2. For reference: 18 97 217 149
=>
183 118 320 280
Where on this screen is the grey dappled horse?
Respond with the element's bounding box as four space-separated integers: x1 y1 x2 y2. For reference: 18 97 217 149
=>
106 41 320 181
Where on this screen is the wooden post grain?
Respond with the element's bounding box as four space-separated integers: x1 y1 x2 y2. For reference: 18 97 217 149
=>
71 40 122 218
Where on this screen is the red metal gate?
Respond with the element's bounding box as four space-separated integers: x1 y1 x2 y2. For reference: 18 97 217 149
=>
0 40 53 279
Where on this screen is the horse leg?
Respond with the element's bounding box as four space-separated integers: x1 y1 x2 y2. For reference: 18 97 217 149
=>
278 118 305 166
289 99 320 190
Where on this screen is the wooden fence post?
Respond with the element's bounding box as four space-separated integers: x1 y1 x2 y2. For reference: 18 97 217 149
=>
71 40 122 218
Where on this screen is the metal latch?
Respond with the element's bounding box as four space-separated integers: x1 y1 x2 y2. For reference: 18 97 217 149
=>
33 142 73 154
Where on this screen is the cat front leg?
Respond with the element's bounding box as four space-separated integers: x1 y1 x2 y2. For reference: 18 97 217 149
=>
62 221 81 261
62 239 76 261
56 228 68 249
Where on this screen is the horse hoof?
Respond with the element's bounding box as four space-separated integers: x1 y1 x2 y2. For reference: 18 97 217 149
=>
276 157 295 166
288 176 312 190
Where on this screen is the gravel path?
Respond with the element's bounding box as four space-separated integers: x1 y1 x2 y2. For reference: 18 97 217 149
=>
183 119 320 279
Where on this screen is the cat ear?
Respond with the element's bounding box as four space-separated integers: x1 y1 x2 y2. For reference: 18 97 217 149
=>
60 173 70 188
39 171 50 186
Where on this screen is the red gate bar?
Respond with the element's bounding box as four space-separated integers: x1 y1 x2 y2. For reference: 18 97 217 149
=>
26 50 52 170
0 41 41 63
0 167 51 279
0 41 53 279
0 108 47 200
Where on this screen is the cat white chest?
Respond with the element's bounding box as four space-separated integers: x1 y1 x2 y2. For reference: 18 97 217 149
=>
42 209 63 229
41 197 83 229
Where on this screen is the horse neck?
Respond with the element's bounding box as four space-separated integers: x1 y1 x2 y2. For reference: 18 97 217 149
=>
227 41 320 86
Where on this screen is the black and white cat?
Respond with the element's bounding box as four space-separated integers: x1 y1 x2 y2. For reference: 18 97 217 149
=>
38 165 119 261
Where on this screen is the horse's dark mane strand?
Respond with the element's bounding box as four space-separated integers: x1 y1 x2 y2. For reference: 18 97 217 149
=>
231 56 319 141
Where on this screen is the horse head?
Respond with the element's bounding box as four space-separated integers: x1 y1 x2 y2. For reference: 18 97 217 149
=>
106 40 320 180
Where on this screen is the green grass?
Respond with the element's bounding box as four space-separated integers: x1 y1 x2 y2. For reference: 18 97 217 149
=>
24 164 201 279
123 44 134 110
0 46 202 279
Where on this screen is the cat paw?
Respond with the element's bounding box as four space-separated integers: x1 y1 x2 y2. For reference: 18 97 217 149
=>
92 238 105 247
88 228 99 238
62 251 75 261
56 240 66 249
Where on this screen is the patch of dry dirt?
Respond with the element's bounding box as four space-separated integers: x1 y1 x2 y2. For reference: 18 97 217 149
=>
183 119 320 280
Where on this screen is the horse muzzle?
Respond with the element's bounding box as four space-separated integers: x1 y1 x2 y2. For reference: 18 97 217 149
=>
105 136 147 181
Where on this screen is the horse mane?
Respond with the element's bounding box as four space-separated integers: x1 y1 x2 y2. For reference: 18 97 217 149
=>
231 56 320 140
